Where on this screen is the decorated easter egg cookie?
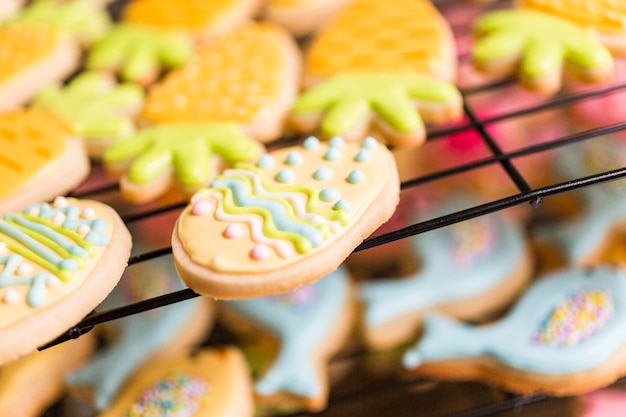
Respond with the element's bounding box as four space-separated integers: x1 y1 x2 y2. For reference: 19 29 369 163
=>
0 197 131 364
172 136 400 299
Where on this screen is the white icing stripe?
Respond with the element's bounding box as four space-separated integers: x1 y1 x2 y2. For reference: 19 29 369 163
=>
225 169 342 233
210 194 296 258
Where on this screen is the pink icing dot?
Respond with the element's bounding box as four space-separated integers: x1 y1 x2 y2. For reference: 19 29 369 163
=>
192 200 212 216
250 244 270 260
223 224 243 239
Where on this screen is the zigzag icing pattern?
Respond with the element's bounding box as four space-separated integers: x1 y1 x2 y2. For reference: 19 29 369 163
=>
0 197 111 308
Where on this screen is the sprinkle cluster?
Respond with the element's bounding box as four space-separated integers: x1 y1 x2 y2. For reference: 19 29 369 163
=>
125 371 209 417
272 284 319 308
447 217 496 268
532 289 614 347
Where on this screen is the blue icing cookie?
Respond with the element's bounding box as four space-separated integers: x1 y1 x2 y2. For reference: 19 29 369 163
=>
403 265 626 394
359 195 530 350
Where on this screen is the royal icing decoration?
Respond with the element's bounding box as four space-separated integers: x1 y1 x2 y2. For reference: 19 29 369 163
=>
0 199 110 308
403 266 626 374
125 371 209 417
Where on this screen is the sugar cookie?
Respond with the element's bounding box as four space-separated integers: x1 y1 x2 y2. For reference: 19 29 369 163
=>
0 197 131 364
472 9 614 93
103 123 263 204
141 22 301 143
359 195 533 351
222 266 354 412
518 0 626 56
290 0 462 146
33 72 144 160
0 0 24 22
263 0 352 37
122 0 262 43
172 136 400 299
404 265 626 396
0 108 89 214
0 334 94 417
98 347 254 417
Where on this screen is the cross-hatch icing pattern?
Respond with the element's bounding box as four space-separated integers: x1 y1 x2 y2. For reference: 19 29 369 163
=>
532 289 615 347
0 26 57 83
305 0 452 79
124 371 209 417
0 109 69 198
142 23 283 124
123 0 238 30
520 0 626 31
0 199 110 308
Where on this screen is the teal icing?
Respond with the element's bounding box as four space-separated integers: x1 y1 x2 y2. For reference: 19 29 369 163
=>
303 136 320 150
319 188 340 202
275 169 296 184
257 154 275 169
361 136 378 149
0 255 49 308
4 213 89 258
225 267 350 398
0 220 79 273
324 148 341 161
329 136 345 148
403 266 626 374
67 258 202 411
354 149 370 162
333 200 351 212
24 203 110 246
313 167 333 181
211 177 325 248
347 170 365 184
359 195 525 329
533 138 626 263
286 151 303 166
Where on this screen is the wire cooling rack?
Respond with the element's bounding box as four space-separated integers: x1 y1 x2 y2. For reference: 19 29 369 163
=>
38 0 626 416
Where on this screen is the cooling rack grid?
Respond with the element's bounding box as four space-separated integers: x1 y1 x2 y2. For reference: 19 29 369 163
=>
37 0 626 415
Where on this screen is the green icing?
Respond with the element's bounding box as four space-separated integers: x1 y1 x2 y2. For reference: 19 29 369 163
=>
473 10 613 76
7 0 110 44
33 72 144 141
292 74 461 135
103 123 260 186
0 237 69 281
87 24 192 83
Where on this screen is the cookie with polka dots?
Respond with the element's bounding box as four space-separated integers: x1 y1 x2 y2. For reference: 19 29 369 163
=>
172 135 400 299
0 196 131 364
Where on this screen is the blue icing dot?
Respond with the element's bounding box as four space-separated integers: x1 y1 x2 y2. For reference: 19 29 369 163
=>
303 136 320 150
313 167 333 181
333 200 351 211
329 136 345 148
286 151 303 166
324 148 341 161
347 170 365 184
354 149 370 162
275 169 296 183
257 154 275 169
320 188 340 202
361 136 378 149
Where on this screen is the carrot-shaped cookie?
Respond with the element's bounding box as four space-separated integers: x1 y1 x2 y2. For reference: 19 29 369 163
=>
472 9 613 94
141 22 301 143
33 72 145 159
290 0 462 147
0 0 110 110
0 108 89 214
404 265 626 396
121 0 261 43
98 347 254 417
519 0 626 56
172 136 399 299
0 196 131 364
